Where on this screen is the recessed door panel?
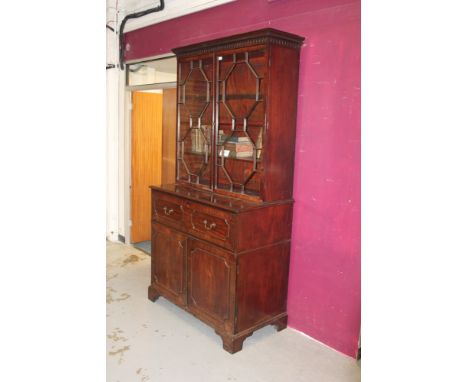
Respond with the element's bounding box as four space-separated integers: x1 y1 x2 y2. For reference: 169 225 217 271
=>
187 239 234 325
152 223 186 305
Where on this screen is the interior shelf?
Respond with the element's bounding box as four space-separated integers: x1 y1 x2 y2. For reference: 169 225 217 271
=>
218 94 263 100
218 122 265 128
217 155 262 163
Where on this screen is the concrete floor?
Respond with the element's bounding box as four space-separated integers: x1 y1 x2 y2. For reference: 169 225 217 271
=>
107 241 361 382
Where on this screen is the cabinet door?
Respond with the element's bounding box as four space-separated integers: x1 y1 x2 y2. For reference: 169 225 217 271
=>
215 47 268 197
177 55 215 188
187 238 235 329
151 223 187 306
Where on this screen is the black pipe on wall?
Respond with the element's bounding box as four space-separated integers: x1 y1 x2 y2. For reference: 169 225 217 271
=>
119 0 165 70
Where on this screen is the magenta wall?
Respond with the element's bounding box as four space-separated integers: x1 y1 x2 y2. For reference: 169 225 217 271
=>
125 0 361 357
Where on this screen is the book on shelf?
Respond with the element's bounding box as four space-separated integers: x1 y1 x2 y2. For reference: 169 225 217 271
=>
191 129 204 153
218 133 251 143
223 142 253 153
189 149 205 155
227 136 251 143
217 130 262 159
219 149 254 159
231 151 254 158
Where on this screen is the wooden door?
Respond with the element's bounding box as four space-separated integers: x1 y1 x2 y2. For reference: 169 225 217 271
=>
131 91 163 243
152 223 187 306
161 88 177 185
187 238 235 329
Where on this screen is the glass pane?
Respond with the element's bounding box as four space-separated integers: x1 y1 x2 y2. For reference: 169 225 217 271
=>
215 50 266 196
217 130 256 161
177 58 213 187
128 57 177 86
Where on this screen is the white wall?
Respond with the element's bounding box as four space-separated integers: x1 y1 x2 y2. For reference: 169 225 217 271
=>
106 0 120 241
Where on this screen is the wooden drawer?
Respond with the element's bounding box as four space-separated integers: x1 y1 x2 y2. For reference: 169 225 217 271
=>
152 192 185 229
185 201 234 250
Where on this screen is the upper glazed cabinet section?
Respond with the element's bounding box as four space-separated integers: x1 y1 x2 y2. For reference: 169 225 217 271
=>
173 29 304 202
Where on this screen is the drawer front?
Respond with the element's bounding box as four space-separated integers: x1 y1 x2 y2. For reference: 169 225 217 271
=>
191 210 230 239
185 201 234 250
152 192 185 228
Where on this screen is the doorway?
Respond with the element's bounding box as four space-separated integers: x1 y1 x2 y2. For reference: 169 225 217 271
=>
130 88 176 252
124 55 177 252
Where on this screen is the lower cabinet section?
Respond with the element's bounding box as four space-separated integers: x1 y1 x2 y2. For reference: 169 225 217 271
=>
148 205 291 354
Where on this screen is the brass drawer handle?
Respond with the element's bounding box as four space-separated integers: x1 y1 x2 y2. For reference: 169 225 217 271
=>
203 219 216 231
163 206 174 216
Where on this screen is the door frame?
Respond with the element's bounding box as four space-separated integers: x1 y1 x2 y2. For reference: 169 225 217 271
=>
123 56 177 244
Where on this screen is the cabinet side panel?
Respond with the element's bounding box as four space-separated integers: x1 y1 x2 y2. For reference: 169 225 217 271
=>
236 241 290 332
235 203 293 252
263 45 301 201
